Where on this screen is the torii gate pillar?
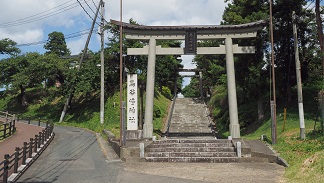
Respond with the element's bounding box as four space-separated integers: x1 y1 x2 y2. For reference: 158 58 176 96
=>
143 38 156 138
225 37 240 138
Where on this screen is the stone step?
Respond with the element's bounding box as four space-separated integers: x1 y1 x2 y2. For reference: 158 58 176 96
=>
146 151 237 158
152 139 230 144
147 147 235 153
168 130 212 133
170 123 210 126
169 127 210 129
179 139 231 144
146 157 239 163
146 157 269 163
166 133 215 138
149 143 232 148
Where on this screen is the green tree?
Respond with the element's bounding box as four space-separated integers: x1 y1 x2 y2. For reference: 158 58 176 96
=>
193 0 270 130
106 19 183 96
44 31 71 56
0 38 20 55
0 53 45 106
182 78 200 97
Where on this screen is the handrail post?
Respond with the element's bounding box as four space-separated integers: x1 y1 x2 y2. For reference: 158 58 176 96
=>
5 111 8 123
44 128 48 140
46 120 49 128
14 147 20 173
41 131 45 145
3 123 7 138
13 114 16 132
29 138 33 158
8 122 12 136
3 154 9 183
38 132 41 148
28 117 31 124
34 135 38 153
22 142 27 165
38 117 41 126
46 128 49 139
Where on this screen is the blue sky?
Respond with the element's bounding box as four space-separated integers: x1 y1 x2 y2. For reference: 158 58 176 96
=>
0 0 226 56
0 0 227 88
1 0 319 89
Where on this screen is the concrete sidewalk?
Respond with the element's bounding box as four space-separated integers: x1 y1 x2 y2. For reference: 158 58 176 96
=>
0 121 43 160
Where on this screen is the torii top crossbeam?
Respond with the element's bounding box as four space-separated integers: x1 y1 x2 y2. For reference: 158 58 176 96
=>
110 19 267 40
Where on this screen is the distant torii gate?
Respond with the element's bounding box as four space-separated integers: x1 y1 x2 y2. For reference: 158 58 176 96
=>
111 20 266 139
178 68 203 99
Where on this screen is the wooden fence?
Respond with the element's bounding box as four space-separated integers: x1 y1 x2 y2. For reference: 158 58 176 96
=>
0 112 16 140
0 119 54 183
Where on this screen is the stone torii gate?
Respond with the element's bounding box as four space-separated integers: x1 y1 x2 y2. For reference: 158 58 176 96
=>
111 20 266 139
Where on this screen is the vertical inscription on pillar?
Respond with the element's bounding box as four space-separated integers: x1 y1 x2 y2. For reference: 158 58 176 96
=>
185 30 197 55
127 74 138 130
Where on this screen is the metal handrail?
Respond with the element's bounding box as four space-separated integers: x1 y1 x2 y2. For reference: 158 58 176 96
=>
165 95 177 137
0 118 54 183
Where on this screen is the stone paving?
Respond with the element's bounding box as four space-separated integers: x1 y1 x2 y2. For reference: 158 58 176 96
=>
0 121 43 160
169 98 212 134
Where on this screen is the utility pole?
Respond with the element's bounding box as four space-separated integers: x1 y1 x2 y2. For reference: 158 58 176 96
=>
99 1 105 124
119 0 125 146
59 0 102 122
269 0 277 144
292 11 305 139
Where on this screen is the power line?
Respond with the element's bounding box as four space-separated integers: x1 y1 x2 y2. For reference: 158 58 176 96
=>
308 0 323 11
92 0 106 22
16 26 98 47
305 0 315 10
0 0 92 28
84 0 96 15
76 0 100 26
0 0 75 27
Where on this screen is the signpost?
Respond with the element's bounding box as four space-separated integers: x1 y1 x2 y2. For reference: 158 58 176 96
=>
127 74 138 130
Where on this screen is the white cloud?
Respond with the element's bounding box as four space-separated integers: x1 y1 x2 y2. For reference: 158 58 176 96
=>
1 0 226 60
67 35 87 55
107 0 226 26
0 0 94 45
0 29 43 44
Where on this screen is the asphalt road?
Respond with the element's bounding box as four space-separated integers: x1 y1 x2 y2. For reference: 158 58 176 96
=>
16 125 285 183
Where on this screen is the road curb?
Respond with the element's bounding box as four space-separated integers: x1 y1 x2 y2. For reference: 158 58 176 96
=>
96 133 121 162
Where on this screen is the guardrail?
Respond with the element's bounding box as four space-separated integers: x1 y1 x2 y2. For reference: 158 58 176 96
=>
0 118 54 183
165 95 177 137
0 112 16 140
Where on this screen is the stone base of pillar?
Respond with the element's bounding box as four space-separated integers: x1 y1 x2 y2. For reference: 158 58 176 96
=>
143 123 153 139
126 130 143 140
229 124 240 138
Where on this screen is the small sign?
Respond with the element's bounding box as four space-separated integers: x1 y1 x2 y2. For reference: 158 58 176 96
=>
185 30 197 55
127 74 138 130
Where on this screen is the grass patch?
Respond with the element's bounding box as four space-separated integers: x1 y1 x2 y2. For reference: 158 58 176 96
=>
0 86 171 140
243 108 324 183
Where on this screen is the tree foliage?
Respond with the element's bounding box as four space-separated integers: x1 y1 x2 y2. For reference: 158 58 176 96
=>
106 19 183 96
44 31 71 56
190 0 320 132
0 38 20 55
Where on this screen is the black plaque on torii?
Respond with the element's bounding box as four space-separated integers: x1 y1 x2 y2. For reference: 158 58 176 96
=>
185 30 197 55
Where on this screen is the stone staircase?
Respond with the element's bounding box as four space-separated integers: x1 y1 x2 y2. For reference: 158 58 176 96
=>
167 98 214 136
145 138 239 163
143 98 270 163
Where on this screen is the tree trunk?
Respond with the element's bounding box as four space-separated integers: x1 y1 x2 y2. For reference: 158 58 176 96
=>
315 0 324 77
19 85 27 106
257 96 264 123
